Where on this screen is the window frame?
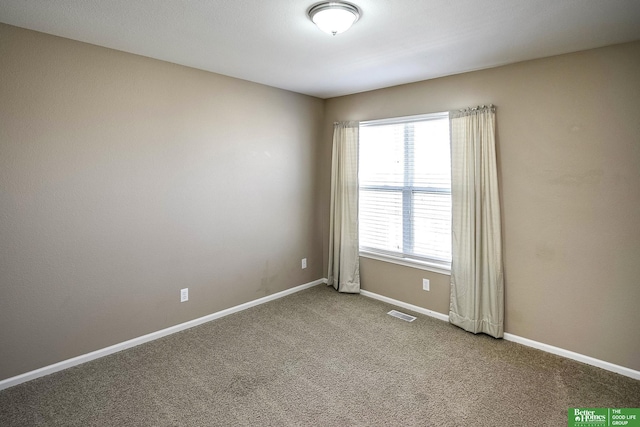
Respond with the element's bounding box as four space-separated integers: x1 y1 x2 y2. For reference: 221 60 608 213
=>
358 112 452 275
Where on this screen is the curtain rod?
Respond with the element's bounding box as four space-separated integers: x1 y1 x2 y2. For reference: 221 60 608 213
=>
334 105 496 125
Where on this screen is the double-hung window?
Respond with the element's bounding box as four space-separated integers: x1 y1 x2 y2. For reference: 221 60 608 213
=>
358 112 451 272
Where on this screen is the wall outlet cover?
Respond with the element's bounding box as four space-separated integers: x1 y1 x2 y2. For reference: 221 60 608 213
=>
422 279 430 291
180 288 188 302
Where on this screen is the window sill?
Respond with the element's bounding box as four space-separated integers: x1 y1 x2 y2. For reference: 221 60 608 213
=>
359 251 451 276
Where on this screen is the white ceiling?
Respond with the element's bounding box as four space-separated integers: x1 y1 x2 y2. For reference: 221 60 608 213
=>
1 0 640 98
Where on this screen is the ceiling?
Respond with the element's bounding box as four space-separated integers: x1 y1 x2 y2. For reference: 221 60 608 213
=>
1 0 640 99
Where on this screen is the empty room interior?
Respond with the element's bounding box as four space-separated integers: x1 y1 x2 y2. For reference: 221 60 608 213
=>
1 1 639 425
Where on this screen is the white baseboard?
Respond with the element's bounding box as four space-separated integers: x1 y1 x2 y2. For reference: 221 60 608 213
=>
359 289 450 322
502 333 640 380
3 280 637 390
359 289 640 380
0 278 325 391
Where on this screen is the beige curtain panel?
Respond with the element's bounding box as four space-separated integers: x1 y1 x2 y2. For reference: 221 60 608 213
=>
327 121 360 293
449 105 504 338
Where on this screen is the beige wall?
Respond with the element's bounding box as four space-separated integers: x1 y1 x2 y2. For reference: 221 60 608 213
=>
0 24 324 381
323 41 640 371
2 22 639 381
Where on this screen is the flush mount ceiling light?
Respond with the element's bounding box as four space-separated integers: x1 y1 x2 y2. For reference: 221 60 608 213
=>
308 2 360 36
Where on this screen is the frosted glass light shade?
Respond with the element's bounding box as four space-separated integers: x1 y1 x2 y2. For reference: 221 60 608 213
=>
309 2 360 36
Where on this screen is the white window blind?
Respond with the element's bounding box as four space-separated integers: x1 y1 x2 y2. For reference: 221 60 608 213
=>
359 112 451 269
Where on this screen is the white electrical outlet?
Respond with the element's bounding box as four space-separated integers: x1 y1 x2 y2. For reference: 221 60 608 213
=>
180 288 188 302
422 279 430 291
302 258 307 269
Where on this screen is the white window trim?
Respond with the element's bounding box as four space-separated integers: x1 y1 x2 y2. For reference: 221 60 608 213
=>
359 250 451 276
359 111 452 274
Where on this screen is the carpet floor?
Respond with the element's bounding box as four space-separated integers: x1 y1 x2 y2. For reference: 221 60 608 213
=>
1 285 638 426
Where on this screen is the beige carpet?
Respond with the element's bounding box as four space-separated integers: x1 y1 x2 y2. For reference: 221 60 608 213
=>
1 285 638 426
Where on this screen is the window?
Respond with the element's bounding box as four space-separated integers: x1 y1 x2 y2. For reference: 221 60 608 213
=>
358 112 451 272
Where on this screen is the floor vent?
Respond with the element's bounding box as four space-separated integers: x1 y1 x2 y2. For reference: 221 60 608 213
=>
387 310 416 322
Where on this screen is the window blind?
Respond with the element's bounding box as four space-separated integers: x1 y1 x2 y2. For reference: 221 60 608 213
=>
359 113 451 266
